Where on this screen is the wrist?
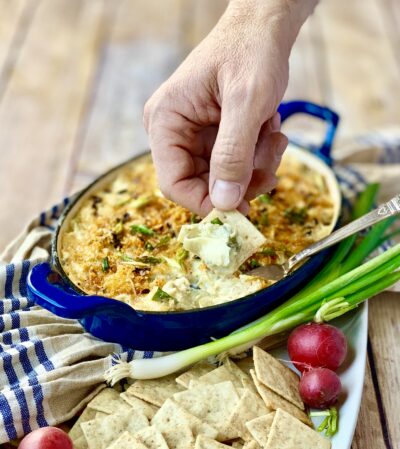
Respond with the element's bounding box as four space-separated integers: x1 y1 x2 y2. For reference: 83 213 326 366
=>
227 0 318 47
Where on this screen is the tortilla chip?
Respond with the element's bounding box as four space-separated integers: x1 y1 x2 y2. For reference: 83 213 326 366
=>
173 381 240 439
120 393 158 419
193 365 243 389
105 431 147 449
265 409 331 449
226 389 272 441
194 435 232 448
135 426 169 449
176 361 215 388
124 374 184 407
253 347 304 410
73 435 89 449
250 371 312 426
69 406 97 441
81 408 148 449
245 413 276 447
202 210 267 274
88 387 132 415
152 398 218 440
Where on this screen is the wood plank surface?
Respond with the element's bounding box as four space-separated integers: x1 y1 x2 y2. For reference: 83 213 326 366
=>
0 0 107 248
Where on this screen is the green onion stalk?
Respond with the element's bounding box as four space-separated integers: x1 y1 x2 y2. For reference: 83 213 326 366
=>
105 186 400 384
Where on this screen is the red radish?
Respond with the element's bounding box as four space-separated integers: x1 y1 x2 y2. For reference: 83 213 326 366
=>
288 323 347 372
299 367 342 409
18 427 73 449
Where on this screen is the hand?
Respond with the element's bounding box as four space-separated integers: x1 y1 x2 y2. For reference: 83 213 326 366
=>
144 0 316 216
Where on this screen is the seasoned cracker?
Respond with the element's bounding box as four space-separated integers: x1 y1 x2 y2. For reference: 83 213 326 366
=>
193 365 243 389
250 370 312 426
245 413 275 447
120 393 158 419
124 374 184 407
135 426 169 449
253 347 303 409
69 406 97 442
105 431 147 449
194 434 232 448
88 387 132 415
265 409 331 449
175 361 215 388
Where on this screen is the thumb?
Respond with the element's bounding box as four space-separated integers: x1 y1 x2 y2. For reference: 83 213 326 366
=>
209 100 264 210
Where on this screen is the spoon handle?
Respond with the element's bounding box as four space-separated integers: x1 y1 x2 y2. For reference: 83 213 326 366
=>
286 194 400 273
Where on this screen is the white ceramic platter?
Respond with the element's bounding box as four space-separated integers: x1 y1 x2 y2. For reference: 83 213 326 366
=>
271 303 368 449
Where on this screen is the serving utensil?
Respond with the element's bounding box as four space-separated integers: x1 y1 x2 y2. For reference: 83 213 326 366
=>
248 194 400 281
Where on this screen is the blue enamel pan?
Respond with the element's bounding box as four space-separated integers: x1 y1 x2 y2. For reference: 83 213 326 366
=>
27 101 341 351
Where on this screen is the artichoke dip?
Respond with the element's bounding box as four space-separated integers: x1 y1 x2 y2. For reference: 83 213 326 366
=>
60 154 334 312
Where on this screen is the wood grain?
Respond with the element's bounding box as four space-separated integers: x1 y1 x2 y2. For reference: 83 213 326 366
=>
0 0 107 250
369 292 400 448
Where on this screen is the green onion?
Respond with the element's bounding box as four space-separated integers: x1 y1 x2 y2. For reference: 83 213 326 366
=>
176 247 189 269
101 257 109 272
136 256 162 265
114 221 123 234
131 195 153 209
103 185 400 383
156 236 171 248
284 207 308 225
190 214 201 224
260 212 269 226
311 407 338 437
249 259 260 269
152 288 174 302
228 236 240 250
131 224 154 236
145 241 155 251
258 193 272 204
210 217 223 226
260 248 276 257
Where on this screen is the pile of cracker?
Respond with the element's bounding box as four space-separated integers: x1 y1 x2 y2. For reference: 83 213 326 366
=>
69 347 331 449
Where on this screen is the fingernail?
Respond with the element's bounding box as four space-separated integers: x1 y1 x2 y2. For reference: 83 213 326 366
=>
211 180 241 209
271 113 281 132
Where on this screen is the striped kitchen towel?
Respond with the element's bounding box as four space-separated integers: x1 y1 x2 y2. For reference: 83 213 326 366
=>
0 132 399 443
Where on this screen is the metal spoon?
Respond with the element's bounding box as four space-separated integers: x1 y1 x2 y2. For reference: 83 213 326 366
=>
247 194 400 281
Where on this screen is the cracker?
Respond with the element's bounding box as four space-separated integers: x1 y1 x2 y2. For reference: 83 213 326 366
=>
73 435 89 449
135 426 169 449
125 374 184 407
162 423 194 449
193 365 243 389
231 440 245 448
253 347 304 410
235 357 254 376
152 398 218 440
81 408 148 449
226 389 272 441
175 361 215 388
194 434 232 448
245 413 275 447
250 370 312 426
265 409 331 449
120 393 158 419
69 406 97 441
95 411 108 419
243 441 261 449
88 388 132 415
173 381 240 439
224 358 252 386
105 431 147 449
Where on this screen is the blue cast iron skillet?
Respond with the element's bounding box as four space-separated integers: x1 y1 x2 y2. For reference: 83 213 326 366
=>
27 101 340 351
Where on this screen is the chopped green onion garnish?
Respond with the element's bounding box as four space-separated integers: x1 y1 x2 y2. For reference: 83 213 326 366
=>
176 247 189 269
261 248 276 257
228 236 240 250
249 259 260 269
101 257 109 272
258 193 272 203
284 207 308 225
260 212 269 226
211 217 223 225
145 241 154 251
156 236 171 247
114 221 123 234
131 195 152 209
136 256 162 265
152 287 174 302
131 224 154 236
190 214 201 224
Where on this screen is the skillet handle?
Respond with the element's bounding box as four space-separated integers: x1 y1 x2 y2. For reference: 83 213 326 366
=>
278 101 339 165
27 263 133 320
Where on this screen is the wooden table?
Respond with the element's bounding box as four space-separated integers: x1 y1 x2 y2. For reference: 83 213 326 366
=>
0 1 399 447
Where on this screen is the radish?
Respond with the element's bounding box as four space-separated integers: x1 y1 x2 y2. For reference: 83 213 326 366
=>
299 367 342 409
288 323 347 372
18 427 73 449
